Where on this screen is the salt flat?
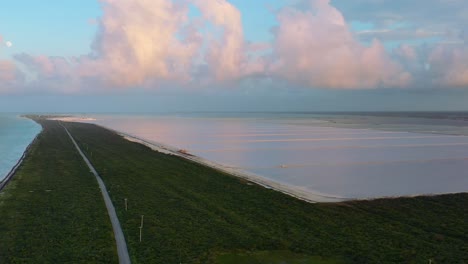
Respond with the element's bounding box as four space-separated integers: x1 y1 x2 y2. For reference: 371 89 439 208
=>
90 114 468 199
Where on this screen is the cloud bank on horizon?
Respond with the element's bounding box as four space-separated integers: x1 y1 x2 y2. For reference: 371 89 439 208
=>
1 0 468 93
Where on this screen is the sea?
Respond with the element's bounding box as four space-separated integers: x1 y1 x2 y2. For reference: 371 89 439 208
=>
88 112 468 200
0 114 41 182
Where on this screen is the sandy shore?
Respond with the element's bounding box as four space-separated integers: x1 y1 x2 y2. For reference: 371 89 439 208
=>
119 132 347 203
48 117 97 122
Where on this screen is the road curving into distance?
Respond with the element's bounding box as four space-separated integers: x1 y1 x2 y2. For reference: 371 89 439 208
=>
62 123 131 264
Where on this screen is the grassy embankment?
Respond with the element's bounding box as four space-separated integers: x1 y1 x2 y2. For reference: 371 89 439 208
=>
63 121 467 264
0 120 117 263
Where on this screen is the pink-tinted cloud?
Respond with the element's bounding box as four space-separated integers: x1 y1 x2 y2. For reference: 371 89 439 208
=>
14 0 256 90
269 0 411 89
0 60 16 81
428 44 468 87
391 42 468 88
15 54 74 78
85 0 201 87
2 1 416 91
0 35 18 92
13 54 84 93
0 60 23 93
193 0 243 80
395 44 418 62
5 0 468 94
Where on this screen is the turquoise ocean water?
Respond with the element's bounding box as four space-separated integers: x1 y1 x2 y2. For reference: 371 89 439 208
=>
0 115 41 182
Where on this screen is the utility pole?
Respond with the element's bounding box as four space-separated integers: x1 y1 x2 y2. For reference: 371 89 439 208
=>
139 215 144 242
124 198 128 211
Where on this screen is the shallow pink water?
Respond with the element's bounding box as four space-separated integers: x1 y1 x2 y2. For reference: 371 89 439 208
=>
91 115 468 199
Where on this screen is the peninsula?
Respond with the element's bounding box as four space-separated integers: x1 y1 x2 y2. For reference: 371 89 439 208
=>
0 117 466 263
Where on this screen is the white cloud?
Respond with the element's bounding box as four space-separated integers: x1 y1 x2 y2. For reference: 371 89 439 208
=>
0 60 23 93
4 0 468 94
268 0 411 89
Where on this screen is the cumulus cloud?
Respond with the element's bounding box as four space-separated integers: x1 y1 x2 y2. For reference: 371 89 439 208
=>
428 44 468 87
192 0 243 80
84 0 200 87
4 0 468 94
269 0 411 89
0 61 16 81
84 0 267 86
0 60 23 93
342 0 468 88
13 54 81 92
392 42 468 88
12 0 259 90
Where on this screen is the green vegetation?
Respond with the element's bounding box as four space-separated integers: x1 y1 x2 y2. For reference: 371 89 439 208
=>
0 118 466 263
0 120 117 263
63 121 467 264
215 250 342 264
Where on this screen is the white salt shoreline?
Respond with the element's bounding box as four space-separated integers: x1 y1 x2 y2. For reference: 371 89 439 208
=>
48 118 347 203
48 117 97 122
117 131 347 203
52 117 464 203
115 134 466 203
49 117 346 203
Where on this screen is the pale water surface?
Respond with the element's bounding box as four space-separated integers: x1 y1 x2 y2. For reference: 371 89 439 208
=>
91 114 468 199
0 115 41 182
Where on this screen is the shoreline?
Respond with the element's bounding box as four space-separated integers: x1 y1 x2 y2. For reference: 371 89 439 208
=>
0 132 40 192
46 117 346 203
51 117 467 203
1 117 466 262
118 130 347 203
113 129 467 204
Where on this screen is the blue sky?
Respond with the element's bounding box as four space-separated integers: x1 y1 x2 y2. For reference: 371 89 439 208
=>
0 0 455 61
1 0 468 112
0 0 415 58
0 0 286 58
1 0 461 59
0 0 100 58
228 0 284 42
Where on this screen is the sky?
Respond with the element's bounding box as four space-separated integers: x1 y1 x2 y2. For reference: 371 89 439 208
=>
1 0 468 112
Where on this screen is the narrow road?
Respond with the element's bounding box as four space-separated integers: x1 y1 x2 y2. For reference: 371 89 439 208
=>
63 124 131 264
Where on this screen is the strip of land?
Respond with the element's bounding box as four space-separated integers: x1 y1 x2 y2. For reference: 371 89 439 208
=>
1 118 467 263
121 132 345 203
0 133 39 191
0 119 118 263
63 124 131 264
49 117 345 203
62 120 467 264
